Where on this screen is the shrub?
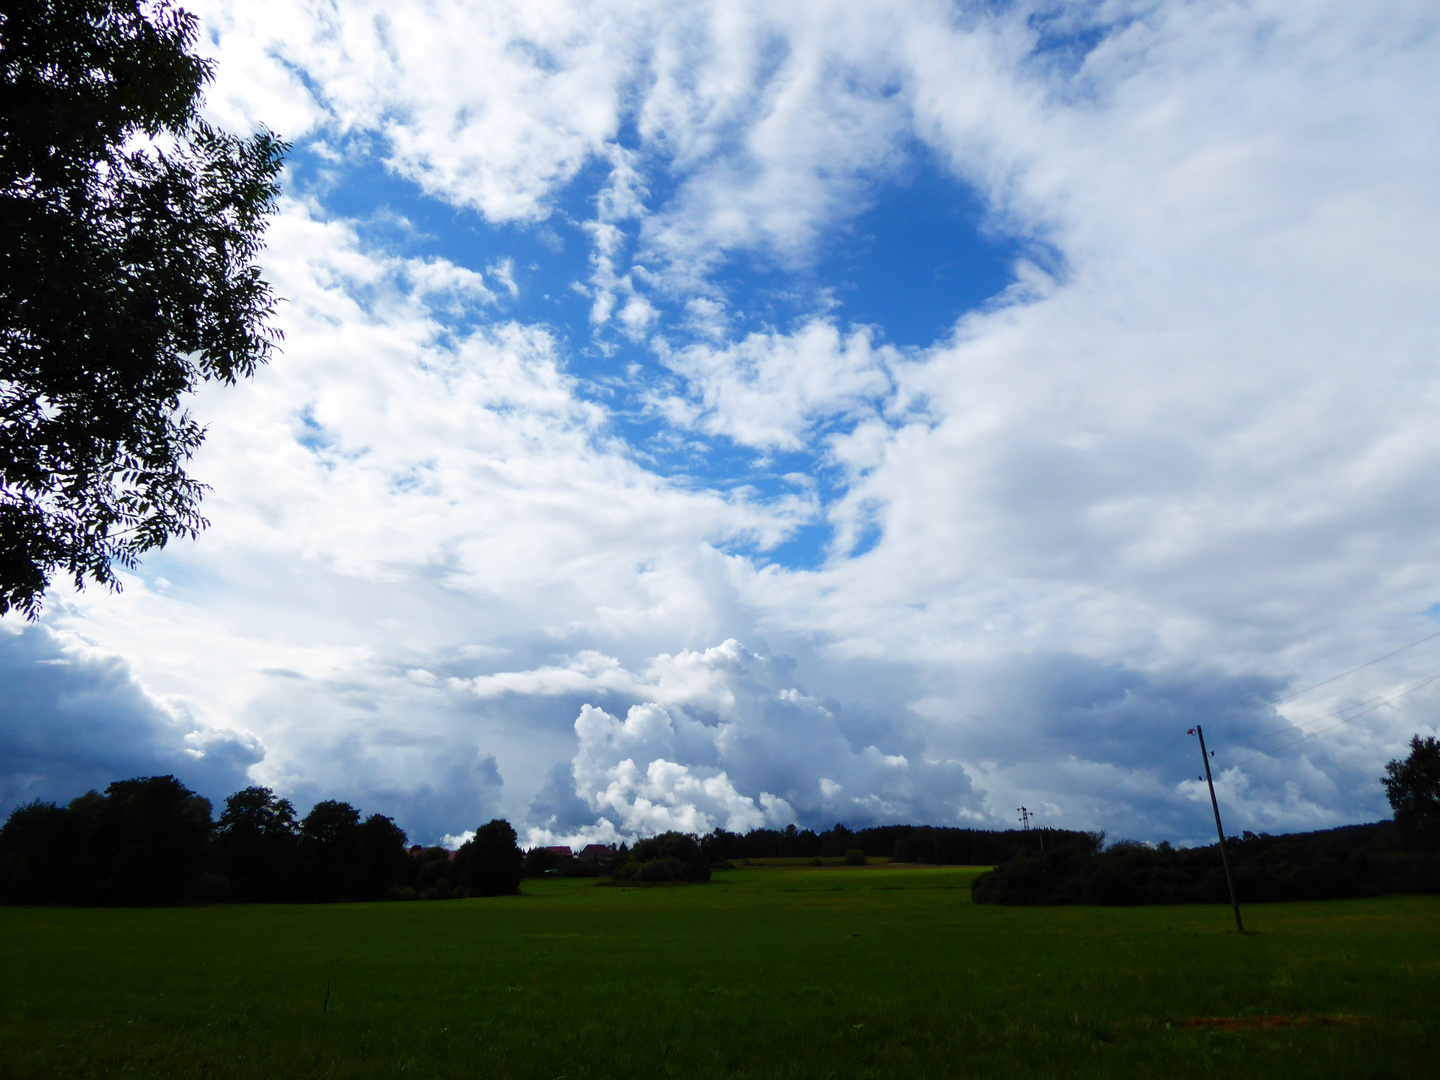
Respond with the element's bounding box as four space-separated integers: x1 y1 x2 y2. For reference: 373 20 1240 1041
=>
613 831 711 883
844 849 867 866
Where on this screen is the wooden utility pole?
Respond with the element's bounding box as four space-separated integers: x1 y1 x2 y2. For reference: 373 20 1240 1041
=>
1191 724 1244 933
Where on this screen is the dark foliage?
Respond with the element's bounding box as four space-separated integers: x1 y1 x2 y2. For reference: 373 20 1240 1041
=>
523 845 567 877
0 776 542 905
522 847 602 878
972 822 1440 906
699 821 1097 864
403 845 456 901
1382 735 1440 848
0 774 211 904
613 831 711 883
295 800 407 902
0 799 83 903
356 813 410 898
1 0 286 618
452 819 523 896
299 799 362 901
214 785 300 901
79 775 212 903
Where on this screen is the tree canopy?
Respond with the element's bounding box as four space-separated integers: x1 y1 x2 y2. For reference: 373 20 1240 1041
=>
1383 734 1440 847
0 777 455 905
453 819 523 897
1 0 286 617
613 830 711 883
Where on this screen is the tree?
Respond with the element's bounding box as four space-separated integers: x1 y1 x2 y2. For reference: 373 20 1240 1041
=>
355 813 408 900
1382 735 1440 847
299 799 362 901
1 778 212 905
1 0 287 618
0 799 79 903
215 785 299 901
523 845 566 877
614 831 711 883
452 819 523 897
73 775 213 904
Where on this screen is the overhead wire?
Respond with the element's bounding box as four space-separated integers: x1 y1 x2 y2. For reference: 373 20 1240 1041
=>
1086 627 1440 800
1222 670 1440 771
1253 628 1440 708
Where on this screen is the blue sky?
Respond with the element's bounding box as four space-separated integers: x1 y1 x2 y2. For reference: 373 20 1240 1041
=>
5 0 1440 848
283 132 1021 571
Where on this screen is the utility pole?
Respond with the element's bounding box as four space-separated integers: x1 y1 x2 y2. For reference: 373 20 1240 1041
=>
1189 725 1244 933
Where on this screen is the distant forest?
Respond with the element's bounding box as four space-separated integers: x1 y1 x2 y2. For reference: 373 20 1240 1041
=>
0 774 1095 906
16 773 1434 909
698 821 1097 864
0 776 523 906
972 821 1440 905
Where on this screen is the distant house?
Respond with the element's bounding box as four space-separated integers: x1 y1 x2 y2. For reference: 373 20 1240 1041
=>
578 843 616 865
544 845 575 859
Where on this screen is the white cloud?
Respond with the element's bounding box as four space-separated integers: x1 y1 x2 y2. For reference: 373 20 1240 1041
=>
7 1 1440 848
517 640 977 842
650 320 896 451
570 702 788 836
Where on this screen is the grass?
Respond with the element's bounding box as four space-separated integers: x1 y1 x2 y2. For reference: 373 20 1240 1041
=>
731 856 896 866
1 864 1436 1078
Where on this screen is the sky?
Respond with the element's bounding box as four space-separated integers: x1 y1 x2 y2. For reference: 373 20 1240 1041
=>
5 0 1440 849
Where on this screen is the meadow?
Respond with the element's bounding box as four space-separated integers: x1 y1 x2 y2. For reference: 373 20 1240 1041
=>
1 864 1436 1079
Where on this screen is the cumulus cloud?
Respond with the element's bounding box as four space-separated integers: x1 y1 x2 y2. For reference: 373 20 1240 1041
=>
523 640 977 845
10 1 1440 848
569 702 790 836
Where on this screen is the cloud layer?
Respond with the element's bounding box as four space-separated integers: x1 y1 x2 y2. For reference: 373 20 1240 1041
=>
5 1 1440 846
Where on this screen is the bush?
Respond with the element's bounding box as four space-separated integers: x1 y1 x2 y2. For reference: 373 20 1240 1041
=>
613 832 711 883
524 847 567 877
844 849 867 866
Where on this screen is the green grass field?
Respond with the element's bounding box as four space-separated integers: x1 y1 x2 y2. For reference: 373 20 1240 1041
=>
2 864 1436 1079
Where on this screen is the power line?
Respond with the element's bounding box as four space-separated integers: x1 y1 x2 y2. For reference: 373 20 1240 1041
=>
1222 670 1440 771
1228 691 1391 747
1256 627 1440 708
1087 628 1440 800
1214 629 1440 747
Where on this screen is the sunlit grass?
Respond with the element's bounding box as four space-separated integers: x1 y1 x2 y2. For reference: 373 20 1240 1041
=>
2 864 1436 1078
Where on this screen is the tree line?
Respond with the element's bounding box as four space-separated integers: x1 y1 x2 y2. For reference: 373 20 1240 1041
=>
0 776 522 905
974 735 1440 905
698 822 1099 864
12 735 1433 905
1 775 1098 905
971 821 1440 905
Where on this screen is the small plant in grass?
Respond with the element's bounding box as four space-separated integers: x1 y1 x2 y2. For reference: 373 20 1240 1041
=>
844 849 867 866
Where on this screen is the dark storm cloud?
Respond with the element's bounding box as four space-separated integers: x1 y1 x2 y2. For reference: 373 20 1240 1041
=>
952 653 1396 843
0 627 263 817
